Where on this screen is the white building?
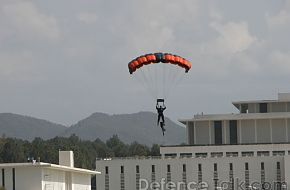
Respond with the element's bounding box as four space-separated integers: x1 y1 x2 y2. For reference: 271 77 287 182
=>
96 93 290 190
0 151 100 190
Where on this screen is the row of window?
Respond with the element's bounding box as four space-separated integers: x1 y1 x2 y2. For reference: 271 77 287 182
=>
104 162 281 190
165 150 288 158
104 162 281 174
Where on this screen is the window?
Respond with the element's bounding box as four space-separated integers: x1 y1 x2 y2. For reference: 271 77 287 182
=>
211 152 223 157
164 153 177 158
229 163 233 171
242 152 254 157
195 153 207 158
214 121 223 144
259 103 268 113
180 153 192 158
2 168 5 187
121 166 124 174
273 151 285 156
105 166 109 174
214 163 217 171
183 164 186 172
152 165 155 173
277 162 280 170
167 165 171 173
12 168 15 190
198 164 202 172
261 162 264 170
229 120 238 144
226 152 239 157
257 151 270 156
245 163 249 171
241 104 248 113
136 165 139 174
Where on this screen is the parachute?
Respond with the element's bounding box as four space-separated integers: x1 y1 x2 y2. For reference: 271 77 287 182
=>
128 53 192 100
128 53 191 74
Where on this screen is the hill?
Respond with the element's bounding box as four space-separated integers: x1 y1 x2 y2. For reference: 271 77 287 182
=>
0 113 67 141
62 111 186 146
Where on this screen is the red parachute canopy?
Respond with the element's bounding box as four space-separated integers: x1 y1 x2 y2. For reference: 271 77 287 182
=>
128 53 192 74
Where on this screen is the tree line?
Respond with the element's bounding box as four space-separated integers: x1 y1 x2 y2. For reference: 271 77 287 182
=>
0 134 160 170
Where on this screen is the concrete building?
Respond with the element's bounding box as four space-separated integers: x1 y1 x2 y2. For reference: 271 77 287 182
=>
96 93 290 190
0 151 100 190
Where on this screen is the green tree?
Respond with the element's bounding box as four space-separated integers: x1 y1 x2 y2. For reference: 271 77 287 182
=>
150 144 160 156
106 135 129 157
128 142 150 156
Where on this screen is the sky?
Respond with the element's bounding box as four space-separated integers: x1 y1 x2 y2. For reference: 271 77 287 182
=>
1 0 290 126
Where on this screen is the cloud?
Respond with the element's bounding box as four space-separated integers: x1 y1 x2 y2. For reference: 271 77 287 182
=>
77 12 98 24
267 10 290 26
0 51 37 81
1 1 60 41
209 21 257 54
269 51 290 74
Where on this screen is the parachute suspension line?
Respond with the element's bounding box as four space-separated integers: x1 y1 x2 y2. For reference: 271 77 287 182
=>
154 63 159 100
143 65 156 99
162 62 166 101
166 67 186 99
136 66 155 99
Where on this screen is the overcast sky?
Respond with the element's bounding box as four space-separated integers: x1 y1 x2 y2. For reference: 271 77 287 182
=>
1 0 290 126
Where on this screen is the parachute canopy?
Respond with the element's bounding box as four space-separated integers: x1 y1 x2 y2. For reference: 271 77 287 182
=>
128 53 192 74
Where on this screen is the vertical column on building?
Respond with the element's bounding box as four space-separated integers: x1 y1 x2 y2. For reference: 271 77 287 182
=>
270 119 273 143
223 120 227 144
239 120 242 144
285 118 288 142
254 119 257 143
209 121 212 144
194 121 197 145
186 121 190 145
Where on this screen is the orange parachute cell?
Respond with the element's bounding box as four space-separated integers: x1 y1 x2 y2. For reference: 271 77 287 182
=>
164 53 174 63
145 54 156 64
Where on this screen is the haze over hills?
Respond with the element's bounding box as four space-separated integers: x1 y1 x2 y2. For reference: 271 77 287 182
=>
0 112 186 145
0 113 67 141
62 112 186 146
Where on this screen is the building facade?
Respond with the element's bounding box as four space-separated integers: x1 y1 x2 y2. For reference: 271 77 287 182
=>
96 93 290 190
0 151 100 190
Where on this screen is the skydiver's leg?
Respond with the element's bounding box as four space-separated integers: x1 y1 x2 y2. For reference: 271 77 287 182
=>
160 122 165 135
161 114 165 124
157 114 161 125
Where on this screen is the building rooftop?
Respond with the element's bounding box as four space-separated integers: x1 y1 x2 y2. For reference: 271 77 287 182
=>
0 162 100 175
179 112 290 123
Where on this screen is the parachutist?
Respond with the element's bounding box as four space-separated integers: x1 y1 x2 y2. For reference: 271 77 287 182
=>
156 99 166 135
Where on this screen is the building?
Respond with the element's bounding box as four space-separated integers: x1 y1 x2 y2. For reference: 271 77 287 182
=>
0 151 100 190
96 93 290 190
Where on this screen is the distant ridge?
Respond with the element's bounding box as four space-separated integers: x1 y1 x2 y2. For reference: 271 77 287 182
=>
62 111 186 146
0 113 67 140
0 112 186 145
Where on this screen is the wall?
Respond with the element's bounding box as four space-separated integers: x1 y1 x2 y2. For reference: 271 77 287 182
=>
41 168 65 190
72 172 91 190
96 156 284 190
0 167 42 190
